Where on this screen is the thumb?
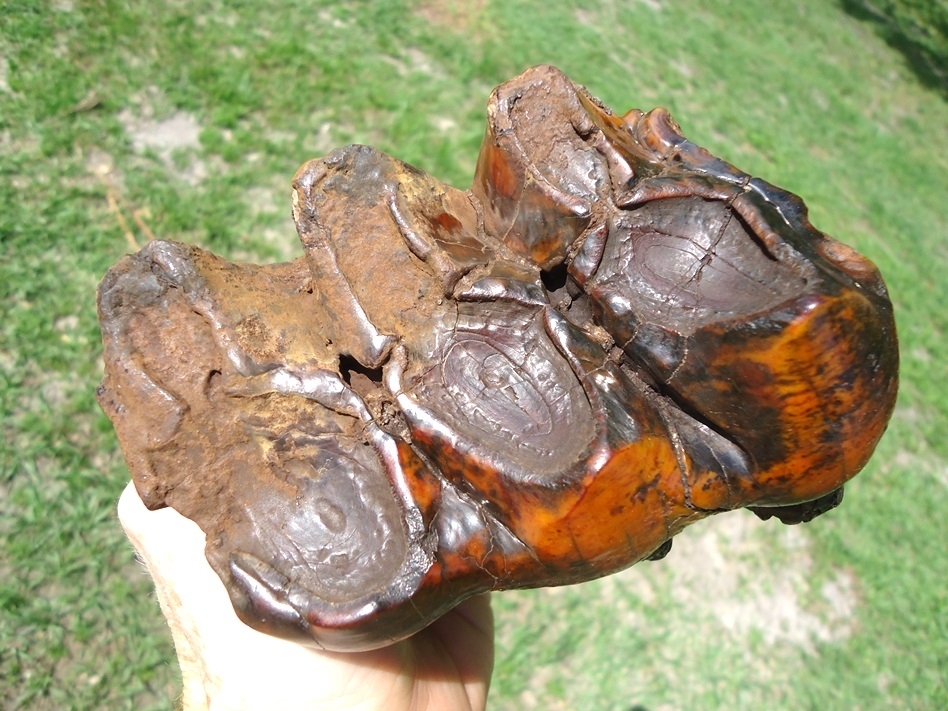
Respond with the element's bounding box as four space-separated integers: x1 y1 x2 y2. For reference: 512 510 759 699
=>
117 482 361 711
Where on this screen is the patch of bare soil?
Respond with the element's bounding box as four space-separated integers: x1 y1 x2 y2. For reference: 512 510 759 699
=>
417 0 489 37
661 514 859 653
118 90 206 185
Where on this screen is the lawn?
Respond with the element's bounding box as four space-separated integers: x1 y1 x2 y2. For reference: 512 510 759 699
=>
1 0 946 709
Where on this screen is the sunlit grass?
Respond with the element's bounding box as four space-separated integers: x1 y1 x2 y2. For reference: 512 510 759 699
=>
1 0 945 708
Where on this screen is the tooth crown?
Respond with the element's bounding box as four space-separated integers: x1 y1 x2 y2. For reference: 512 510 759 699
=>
97 65 898 651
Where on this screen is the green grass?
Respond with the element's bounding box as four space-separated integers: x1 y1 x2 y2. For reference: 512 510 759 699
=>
841 0 948 93
1 0 945 708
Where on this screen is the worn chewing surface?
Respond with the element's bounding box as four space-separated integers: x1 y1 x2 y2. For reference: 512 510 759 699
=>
97 65 898 651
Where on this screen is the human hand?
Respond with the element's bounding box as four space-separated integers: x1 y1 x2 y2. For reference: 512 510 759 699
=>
117 482 494 711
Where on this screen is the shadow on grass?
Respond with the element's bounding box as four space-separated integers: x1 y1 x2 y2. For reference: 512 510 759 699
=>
839 0 948 97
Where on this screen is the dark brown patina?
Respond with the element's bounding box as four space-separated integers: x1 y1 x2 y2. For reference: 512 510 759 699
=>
97 65 898 651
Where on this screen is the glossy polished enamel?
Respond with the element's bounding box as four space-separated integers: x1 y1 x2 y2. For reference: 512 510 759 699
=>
97 66 898 651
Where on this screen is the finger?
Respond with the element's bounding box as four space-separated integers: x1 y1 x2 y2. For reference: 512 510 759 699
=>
421 594 495 709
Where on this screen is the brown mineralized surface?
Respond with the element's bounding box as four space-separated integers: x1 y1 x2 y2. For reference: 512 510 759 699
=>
97 65 898 651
